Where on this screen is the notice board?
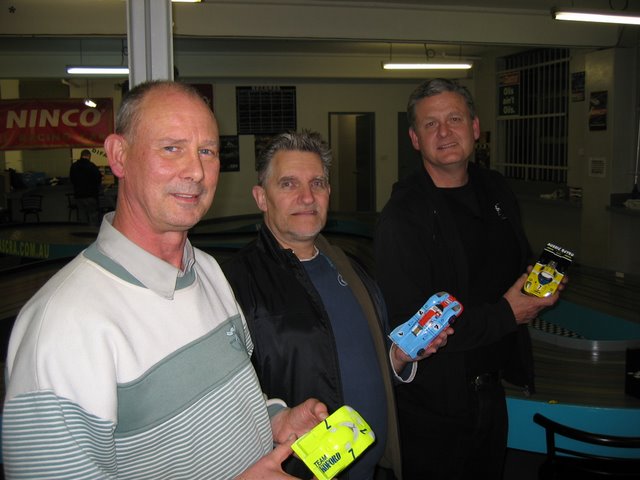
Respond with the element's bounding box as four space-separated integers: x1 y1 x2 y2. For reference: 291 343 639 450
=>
236 86 296 135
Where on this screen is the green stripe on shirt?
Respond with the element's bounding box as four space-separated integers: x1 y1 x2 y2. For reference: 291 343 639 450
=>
115 314 248 436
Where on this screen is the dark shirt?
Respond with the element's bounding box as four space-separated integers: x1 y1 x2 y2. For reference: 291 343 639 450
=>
375 163 534 478
222 227 403 480
375 164 533 417
439 181 521 377
70 158 101 198
302 253 387 480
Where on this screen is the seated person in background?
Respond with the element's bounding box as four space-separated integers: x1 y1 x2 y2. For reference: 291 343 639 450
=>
222 130 452 480
69 148 102 225
3 81 327 480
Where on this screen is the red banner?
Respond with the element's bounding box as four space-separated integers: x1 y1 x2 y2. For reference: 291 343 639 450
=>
0 98 114 150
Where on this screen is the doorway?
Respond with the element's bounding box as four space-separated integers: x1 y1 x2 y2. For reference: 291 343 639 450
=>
397 112 422 181
328 112 375 212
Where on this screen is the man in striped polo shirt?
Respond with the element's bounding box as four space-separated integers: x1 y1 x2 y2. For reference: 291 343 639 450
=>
3 80 326 479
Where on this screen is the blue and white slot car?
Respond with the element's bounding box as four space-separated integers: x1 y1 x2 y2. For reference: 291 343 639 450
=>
389 291 463 359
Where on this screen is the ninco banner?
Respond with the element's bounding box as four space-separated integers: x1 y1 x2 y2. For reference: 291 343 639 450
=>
0 98 114 150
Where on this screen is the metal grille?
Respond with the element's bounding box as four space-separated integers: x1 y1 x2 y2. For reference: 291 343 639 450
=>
496 48 570 183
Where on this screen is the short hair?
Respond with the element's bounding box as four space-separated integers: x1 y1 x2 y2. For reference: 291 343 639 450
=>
80 149 91 158
256 130 332 186
407 78 477 129
115 80 209 139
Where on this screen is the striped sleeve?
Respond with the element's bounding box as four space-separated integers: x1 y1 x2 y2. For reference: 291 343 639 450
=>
2 391 117 480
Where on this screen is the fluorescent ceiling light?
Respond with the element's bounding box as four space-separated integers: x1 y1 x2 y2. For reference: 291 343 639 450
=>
84 99 97 108
382 62 472 70
66 66 129 75
552 7 640 25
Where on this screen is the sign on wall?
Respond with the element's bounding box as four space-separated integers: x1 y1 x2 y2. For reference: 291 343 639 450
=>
571 71 585 102
589 91 607 131
498 71 520 116
0 98 114 150
236 86 296 135
192 84 214 111
220 135 239 172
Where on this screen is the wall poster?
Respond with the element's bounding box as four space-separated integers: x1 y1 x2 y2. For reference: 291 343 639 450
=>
498 71 520 116
571 72 585 102
254 135 275 170
589 91 607 131
220 135 239 172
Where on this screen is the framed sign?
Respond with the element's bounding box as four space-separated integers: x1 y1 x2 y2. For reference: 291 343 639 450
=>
498 71 520 116
254 135 275 170
191 83 214 111
571 72 585 102
589 91 607 131
220 135 239 172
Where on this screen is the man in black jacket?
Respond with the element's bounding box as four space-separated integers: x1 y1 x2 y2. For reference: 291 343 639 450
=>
222 131 451 480
69 149 102 225
375 79 564 479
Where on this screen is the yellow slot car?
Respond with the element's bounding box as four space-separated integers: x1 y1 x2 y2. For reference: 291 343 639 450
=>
291 405 375 480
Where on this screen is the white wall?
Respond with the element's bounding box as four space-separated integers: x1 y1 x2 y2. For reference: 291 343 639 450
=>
202 79 422 218
581 48 636 271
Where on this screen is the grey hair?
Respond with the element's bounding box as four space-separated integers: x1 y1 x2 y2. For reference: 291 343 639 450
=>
115 80 209 138
406 78 477 130
256 130 332 186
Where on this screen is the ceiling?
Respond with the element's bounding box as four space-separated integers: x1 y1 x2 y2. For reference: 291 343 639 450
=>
0 0 636 80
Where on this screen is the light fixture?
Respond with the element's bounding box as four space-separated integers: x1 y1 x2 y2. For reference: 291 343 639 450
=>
67 39 129 76
382 62 473 70
552 7 640 25
382 43 473 71
66 66 129 75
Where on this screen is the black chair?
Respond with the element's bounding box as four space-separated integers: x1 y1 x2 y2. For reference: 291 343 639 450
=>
0 206 10 223
66 193 79 222
533 413 640 479
20 194 43 223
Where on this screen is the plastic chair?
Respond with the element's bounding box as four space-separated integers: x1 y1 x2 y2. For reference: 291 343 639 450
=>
20 194 43 223
66 193 79 221
533 413 640 479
